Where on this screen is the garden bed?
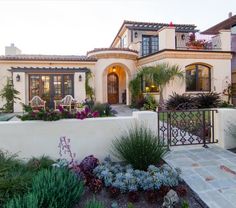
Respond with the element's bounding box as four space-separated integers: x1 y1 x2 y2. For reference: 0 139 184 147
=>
77 181 208 208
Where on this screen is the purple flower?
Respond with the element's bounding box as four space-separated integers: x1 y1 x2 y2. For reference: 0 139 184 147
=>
58 105 64 112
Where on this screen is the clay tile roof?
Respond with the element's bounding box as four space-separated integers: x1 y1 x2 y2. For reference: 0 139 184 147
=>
0 54 97 62
87 47 138 54
202 15 236 35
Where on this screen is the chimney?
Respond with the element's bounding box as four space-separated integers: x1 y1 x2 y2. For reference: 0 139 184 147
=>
229 12 233 18
5 43 22 56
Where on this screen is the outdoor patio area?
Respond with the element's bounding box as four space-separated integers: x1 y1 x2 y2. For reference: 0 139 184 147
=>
165 145 236 208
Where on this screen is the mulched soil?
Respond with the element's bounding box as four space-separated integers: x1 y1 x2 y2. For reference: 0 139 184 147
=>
76 181 208 208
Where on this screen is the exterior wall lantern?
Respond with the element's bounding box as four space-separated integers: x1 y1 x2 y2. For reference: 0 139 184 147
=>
16 74 20 82
134 31 138 38
79 75 82 82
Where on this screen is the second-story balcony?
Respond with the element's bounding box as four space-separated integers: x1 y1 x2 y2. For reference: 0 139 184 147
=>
129 27 231 57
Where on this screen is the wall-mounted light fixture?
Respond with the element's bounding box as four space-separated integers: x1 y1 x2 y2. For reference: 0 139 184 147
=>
181 34 185 40
79 75 82 82
112 66 116 72
16 74 20 82
134 31 138 38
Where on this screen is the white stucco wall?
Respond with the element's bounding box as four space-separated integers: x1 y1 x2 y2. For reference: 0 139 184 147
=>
93 58 137 105
0 61 95 112
215 109 236 149
139 58 231 101
0 111 157 160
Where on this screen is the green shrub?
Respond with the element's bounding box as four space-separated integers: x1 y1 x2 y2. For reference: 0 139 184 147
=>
111 125 167 170
31 168 84 208
0 151 33 206
166 93 195 110
5 168 84 208
219 101 234 108
26 156 55 171
0 78 20 113
195 92 221 108
142 94 157 111
92 102 116 117
5 192 39 208
85 198 105 208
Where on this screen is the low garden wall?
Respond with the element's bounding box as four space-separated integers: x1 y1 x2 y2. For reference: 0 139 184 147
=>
215 108 236 149
0 111 157 160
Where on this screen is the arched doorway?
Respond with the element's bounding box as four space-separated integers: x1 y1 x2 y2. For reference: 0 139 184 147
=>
107 72 119 104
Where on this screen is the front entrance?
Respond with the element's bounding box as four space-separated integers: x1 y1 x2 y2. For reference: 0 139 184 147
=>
107 72 119 104
29 74 74 108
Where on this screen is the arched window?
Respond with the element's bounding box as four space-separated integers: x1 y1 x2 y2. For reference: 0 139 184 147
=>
186 64 211 92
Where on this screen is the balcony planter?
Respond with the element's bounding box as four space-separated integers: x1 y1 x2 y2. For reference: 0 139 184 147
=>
187 45 204 50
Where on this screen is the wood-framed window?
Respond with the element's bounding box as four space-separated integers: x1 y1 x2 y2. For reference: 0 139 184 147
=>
142 35 159 56
186 64 211 92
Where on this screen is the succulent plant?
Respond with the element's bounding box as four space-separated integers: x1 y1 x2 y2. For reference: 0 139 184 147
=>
79 155 99 173
93 157 181 194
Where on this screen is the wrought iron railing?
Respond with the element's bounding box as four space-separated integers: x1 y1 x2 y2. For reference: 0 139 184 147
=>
157 109 218 148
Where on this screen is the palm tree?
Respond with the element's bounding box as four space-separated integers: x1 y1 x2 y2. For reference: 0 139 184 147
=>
140 63 184 109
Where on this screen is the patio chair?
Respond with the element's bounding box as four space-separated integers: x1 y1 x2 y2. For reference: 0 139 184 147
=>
54 95 76 111
29 96 46 111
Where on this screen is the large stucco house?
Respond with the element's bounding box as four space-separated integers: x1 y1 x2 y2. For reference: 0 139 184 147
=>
0 18 233 112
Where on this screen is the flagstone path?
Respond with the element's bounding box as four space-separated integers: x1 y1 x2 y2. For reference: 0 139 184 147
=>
164 145 236 208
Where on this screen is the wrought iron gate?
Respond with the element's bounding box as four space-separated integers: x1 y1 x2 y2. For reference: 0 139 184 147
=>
157 109 218 148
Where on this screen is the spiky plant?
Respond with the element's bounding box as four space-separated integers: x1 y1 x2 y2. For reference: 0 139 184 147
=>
85 197 105 208
111 125 167 170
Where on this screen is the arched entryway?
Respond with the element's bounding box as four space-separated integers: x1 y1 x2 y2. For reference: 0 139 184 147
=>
105 65 128 105
107 72 119 104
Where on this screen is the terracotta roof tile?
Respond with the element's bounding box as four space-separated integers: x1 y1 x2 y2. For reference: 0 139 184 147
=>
202 15 236 34
0 54 97 62
87 47 138 54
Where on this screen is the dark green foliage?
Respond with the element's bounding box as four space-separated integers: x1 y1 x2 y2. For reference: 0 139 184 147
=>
26 156 55 171
86 70 94 100
111 126 168 170
4 193 39 208
5 168 84 208
166 93 195 110
0 151 33 206
0 78 20 113
181 200 190 208
219 101 234 108
0 151 57 207
92 102 116 116
85 198 105 208
194 92 221 108
129 76 142 106
18 108 62 121
31 168 84 208
142 94 157 111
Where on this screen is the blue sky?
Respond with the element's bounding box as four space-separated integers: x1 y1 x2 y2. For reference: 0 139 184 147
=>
0 0 235 55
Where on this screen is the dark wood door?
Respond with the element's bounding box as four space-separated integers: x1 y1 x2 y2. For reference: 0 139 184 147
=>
107 73 119 104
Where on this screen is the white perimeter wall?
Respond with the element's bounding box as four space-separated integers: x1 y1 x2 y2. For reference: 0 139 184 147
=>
215 109 236 149
0 111 157 161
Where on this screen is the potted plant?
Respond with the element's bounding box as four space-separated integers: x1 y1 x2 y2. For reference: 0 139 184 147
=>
186 33 207 49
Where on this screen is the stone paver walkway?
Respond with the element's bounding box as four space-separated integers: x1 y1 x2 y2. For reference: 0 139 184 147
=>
112 105 138 117
164 145 236 208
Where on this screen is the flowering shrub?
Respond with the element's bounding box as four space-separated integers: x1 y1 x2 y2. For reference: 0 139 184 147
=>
19 104 99 121
186 33 207 49
76 107 99 120
93 156 181 193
